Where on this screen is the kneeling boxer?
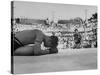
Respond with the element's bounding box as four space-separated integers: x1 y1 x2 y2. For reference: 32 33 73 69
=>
11 29 58 56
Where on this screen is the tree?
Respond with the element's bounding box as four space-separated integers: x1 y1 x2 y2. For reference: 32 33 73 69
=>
88 13 97 23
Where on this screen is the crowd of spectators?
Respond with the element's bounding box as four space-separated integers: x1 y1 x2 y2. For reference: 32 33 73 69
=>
12 17 97 49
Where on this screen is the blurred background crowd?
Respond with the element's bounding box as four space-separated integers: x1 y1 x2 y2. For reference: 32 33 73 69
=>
12 13 97 49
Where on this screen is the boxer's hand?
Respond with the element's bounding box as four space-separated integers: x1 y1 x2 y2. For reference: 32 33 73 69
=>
41 42 50 50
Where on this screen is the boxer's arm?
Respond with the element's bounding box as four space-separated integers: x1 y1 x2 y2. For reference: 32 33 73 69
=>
32 41 50 55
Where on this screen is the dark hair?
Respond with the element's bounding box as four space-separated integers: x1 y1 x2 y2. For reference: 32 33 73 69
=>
50 36 58 47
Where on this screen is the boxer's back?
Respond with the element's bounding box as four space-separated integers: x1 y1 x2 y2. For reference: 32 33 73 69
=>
15 29 44 45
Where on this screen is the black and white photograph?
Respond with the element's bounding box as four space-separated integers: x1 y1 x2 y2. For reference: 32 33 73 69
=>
11 1 97 74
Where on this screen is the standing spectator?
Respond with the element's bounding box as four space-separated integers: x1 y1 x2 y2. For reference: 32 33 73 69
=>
73 29 82 49
66 37 69 48
45 18 49 27
92 28 97 48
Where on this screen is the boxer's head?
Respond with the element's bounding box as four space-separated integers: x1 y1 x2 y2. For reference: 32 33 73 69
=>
43 35 52 47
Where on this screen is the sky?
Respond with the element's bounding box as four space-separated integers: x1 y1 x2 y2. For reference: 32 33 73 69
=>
13 1 97 21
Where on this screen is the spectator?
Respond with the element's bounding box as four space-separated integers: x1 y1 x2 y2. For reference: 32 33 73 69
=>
73 29 82 49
